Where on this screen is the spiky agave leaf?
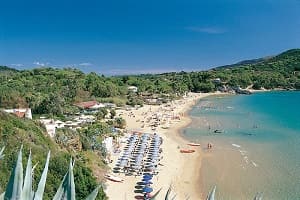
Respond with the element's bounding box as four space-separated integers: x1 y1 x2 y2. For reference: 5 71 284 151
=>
34 151 51 200
22 150 34 200
253 192 263 200
165 186 172 200
0 193 4 200
206 186 216 200
85 185 100 200
4 146 24 200
0 146 4 160
53 159 76 200
171 194 177 200
149 188 162 200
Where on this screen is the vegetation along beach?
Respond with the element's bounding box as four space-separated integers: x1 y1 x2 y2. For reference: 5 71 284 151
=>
1 1 300 199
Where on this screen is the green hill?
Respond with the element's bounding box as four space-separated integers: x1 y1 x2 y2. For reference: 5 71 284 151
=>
210 49 300 89
216 56 274 69
0 66 18 72
0 111 106 199
0 49 300 115
220 49 299 70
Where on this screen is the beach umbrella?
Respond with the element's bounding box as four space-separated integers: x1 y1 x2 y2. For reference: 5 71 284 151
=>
149 152 159 156
142 177 152 181
143 176 153 181
150 151 159 154
144 164 155 168
143 174 152 179
143 187 153 193
143 181 153 185
132 165 140 169
145 166 156 171
151 147 159 150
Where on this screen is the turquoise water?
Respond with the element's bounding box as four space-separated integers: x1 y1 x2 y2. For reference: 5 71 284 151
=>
182 91 300 200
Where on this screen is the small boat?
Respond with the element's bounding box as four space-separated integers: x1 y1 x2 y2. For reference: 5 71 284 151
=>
214 129 223 133
104 174 124 182
187 143 201 146
161 124 170 129
180 149 195 153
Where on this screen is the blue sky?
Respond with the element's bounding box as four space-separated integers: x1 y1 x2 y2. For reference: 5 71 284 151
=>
1 0 300 75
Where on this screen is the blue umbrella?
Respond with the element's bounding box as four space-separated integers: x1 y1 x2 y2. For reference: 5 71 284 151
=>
142 176 152 180
143 181 153 185
142 177 152 181
143 187 153 193
143 174 153 179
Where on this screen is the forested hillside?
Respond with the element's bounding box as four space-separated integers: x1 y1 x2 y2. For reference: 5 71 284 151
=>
0 111 107 199
211 49 300 89
1 49 300 116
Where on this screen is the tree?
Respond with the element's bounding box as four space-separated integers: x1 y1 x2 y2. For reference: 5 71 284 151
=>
96 108 108 120
110 109 116 119
114 118 126 129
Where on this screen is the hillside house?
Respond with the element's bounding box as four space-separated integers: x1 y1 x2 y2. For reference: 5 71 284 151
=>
3 108 32 119
74 101 105 110
128 86 138 93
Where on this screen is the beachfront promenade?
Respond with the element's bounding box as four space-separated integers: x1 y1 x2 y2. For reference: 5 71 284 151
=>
104 92 216 199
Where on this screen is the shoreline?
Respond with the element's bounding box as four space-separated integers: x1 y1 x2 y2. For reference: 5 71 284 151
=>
105 92 218 199
163 94 207 199
171 92 224 199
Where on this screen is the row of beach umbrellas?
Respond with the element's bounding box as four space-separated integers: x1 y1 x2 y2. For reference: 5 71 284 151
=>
141 173 154 193
137 134 163 196
115 134 139 169
144 134 162 172
130 133 151 171
115 133 162 176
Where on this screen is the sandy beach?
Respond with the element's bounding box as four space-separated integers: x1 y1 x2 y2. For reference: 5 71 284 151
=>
105 92 216 200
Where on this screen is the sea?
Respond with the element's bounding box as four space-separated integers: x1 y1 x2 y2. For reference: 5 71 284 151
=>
182 91 300 200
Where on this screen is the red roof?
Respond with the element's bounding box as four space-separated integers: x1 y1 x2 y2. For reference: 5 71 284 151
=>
14 111 25 118
74 101 98 109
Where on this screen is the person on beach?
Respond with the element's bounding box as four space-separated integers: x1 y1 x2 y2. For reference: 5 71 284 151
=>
207 143 213 149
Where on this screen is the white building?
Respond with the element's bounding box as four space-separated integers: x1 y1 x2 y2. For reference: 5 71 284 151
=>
40 119 56 137
3 108 32 119
212 78 221 84
128 86 138 93
45 124 56 137
102 137 114 154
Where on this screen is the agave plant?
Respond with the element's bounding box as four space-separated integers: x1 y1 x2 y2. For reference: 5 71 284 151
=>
206 186 216 200
0 147 4 160
149 185 188 200
253 192 263 200
156 185 262 200
0 146 100 200
163 186 177 200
